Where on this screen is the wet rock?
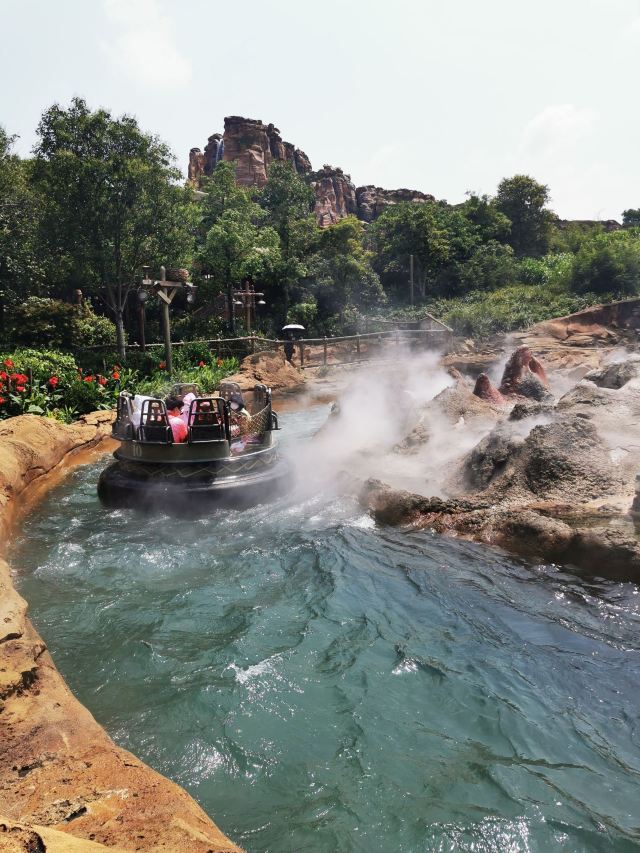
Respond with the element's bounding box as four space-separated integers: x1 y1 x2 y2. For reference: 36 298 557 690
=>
508 401 555 421
462 425 525 491
393 419 430 454
498 345 553 401
584 355 640 389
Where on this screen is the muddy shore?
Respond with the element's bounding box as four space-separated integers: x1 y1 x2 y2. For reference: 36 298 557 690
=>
0 413 241 852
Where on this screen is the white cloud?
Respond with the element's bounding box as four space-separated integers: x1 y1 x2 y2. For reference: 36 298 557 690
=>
102 0 192 89
519 103 597 163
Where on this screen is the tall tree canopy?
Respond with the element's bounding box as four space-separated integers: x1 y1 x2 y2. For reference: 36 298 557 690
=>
31 97 196 357
494 175 555 257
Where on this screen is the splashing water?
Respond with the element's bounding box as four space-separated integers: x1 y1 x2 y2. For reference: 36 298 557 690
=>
12 404 640 852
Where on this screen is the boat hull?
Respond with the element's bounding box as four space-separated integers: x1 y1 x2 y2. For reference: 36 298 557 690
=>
97 449 291 512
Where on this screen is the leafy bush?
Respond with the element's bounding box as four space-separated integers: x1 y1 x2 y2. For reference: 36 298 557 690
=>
426 286 612 338
517 253 572 286
8 298 117 350
133 357 238 398
565 232 640 295
0 348 132 420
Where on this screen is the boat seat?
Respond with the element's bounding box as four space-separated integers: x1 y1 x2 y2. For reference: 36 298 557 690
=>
188 397 226 443
138 400 173 444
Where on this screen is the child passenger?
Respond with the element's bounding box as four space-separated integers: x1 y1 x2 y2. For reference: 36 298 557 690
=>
165 396 188 443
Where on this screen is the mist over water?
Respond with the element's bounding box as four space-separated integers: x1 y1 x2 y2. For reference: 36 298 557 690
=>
12 403 640 852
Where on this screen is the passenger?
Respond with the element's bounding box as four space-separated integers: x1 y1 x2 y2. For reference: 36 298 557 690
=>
229 391 251 432
165 396 188 443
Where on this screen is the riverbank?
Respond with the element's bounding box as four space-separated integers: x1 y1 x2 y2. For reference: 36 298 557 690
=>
0 413 241 852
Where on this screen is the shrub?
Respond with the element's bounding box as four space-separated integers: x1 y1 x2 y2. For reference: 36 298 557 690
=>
8 297 117 350
566 233 640 295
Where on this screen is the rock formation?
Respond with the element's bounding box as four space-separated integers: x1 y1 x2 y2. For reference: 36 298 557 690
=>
189 116 435 226
355 185 435 222
311 166 358 227
472 373 506 405
499 345 552 401
188 116 311 190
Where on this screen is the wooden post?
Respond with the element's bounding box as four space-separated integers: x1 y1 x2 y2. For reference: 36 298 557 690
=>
251 335 256 354
356 336 361 359
323 337 327 366
409 254 414 306
299 340 304 367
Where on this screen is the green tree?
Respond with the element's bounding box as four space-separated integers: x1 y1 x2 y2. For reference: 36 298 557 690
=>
494 175 556 257
369 201 479 300
32 98 196 358
201 208 280 334
460 193 511 242
305 216 384 328
622 209 640 228
566 231 640 295
0 127 45 338
260 162 316 318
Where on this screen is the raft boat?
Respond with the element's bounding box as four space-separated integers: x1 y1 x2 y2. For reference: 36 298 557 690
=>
98 382 289 511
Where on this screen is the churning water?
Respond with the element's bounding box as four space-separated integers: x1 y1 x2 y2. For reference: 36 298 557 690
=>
12 405 640 852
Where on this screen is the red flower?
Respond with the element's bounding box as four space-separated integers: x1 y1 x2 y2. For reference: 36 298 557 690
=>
16 385 26 393
158 362 166 370
84 375 94 383
111 371 120 381
3 359 14 368
48 376 59 388
98 376 107 386
217 359 223 367
198 360 205 368
0 397 6 405
0 371 8 381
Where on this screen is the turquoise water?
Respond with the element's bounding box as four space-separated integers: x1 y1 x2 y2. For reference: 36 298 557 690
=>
12 406 640 852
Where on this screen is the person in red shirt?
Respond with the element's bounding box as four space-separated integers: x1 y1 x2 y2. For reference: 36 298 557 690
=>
165 396 188 443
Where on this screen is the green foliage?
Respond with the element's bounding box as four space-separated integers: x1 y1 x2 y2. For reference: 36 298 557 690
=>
303 216 385 330
0 348 125 419
370 201 479 300
31 97 197 355
494 175 556 257
622 209 640 228
517 253 573 286
428 286 609 338
0 126 46 333
460 193 511 242
133 357 238 398
8 297 117 350
565 231 640 295
287 298 318 329
437 240 516 294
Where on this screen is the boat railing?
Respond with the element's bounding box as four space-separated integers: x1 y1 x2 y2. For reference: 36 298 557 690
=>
187 397 227 444
138 399 172 444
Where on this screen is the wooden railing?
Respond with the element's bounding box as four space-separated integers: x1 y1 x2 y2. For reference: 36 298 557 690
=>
77 328 452 367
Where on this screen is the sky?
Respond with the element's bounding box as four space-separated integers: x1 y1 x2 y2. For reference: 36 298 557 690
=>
1 0 638 220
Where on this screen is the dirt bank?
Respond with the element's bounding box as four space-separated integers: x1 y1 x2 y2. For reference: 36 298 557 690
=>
0 413 241 852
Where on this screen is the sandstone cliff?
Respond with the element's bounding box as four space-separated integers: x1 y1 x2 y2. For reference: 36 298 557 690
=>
188 116 311 190
188 116 436 226
0 414 241 853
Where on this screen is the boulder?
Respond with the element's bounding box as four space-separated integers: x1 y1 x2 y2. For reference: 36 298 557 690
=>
584 355 640 389
224 349 306 394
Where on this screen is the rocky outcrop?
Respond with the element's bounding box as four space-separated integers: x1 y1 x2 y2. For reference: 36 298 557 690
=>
311 166 358 227
224 349 306 394
188 116 311 189
0 414 241 852
355 186 435 222
189 116 435 226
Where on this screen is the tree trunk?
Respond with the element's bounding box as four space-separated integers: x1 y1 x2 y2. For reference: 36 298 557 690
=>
227 278 235 335
115 312 127 362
